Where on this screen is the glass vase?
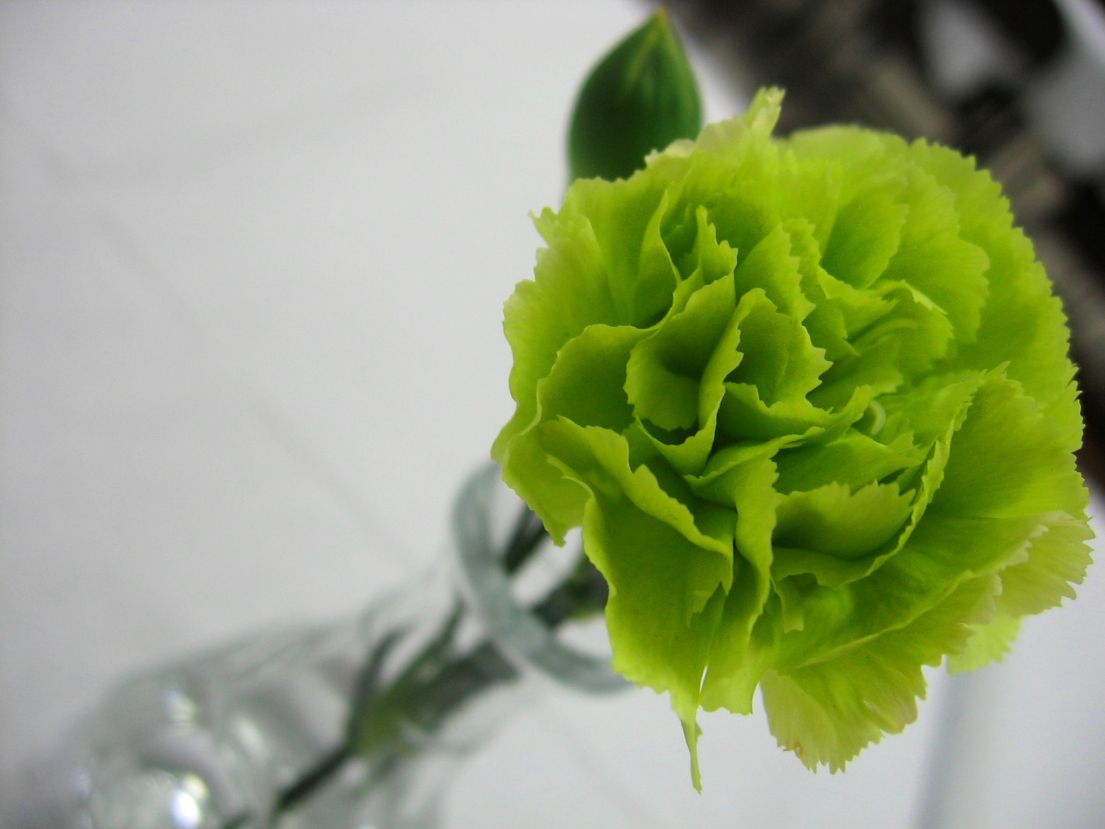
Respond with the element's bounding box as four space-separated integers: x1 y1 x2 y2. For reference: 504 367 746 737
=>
56 464 625 829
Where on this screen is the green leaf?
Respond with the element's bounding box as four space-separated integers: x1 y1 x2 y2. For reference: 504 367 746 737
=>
569 10 702 181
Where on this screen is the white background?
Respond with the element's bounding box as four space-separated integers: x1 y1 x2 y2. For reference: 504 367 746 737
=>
1 1 1102 827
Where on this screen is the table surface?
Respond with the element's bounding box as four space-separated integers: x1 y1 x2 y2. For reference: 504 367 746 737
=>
2 2 1103 827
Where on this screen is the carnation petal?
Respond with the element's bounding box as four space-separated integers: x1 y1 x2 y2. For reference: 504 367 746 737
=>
494 87 1090 784
675 204 738 287
907 141 1081 446
500 324 647 540
821 180 908 289
568 175 679 326
626 272 738 433
581 487 727 771
733 224 815 322
541 423 737 779
773 431 923 494
718 381 870 443
766 372 1087 681
882 165 990 345
628 278 748 476
494 210 614 461
946 613 1021 674
925 374 1092 625
698 455 779 714
725 293 830 405
773 481 914 568
781 219 854 361
761 573 997 771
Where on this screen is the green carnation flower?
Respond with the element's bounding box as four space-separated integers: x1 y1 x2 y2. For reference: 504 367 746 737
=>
493 88 1092 786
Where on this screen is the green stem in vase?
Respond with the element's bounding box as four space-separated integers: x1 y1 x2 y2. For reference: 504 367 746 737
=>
260 503 603 826
272 743 353 817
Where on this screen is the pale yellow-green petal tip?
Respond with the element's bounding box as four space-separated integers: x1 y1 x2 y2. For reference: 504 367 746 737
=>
682 718 704 793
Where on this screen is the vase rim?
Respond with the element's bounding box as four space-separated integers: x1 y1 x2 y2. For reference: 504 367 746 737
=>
452 463 627 695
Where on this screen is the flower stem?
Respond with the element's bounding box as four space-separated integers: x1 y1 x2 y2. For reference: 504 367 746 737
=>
259 504 602 826
501 505 548 574
273 743 352 815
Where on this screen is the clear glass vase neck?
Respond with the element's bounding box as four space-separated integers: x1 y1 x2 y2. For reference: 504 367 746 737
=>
58 463 623 829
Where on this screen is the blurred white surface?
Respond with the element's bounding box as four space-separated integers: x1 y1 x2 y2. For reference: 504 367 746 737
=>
0 1 1101 827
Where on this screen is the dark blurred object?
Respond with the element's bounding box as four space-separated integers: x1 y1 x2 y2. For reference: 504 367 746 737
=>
664 0 1105 485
